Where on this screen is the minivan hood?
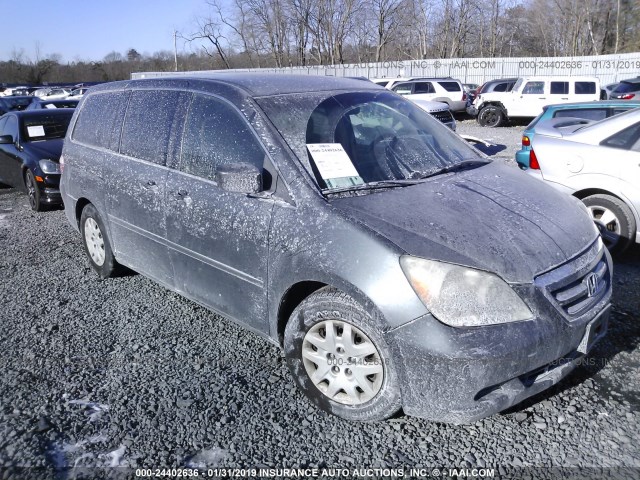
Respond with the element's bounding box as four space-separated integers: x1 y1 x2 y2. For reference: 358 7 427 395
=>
23 139 64 160
331 162 597 283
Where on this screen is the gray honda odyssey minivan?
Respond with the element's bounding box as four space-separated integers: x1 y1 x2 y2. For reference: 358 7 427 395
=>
60 75 611 423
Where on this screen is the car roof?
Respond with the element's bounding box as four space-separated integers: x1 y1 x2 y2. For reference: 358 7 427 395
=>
10 108 76 118
544 100 640 110
95 74 385 97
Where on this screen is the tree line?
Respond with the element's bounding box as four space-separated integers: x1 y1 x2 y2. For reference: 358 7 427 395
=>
1 0 638 85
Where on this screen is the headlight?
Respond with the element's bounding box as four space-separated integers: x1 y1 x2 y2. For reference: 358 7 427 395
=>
400 256 532 327
39 159 61 174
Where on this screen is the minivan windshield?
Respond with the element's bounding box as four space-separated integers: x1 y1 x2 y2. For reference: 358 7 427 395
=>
257 90 486 193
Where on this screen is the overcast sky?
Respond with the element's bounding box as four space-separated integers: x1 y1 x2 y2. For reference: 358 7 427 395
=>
1 0 206 63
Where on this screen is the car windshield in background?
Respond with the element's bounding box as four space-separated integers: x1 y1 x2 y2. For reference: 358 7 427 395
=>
21 113 73 141
257 91 484 192
613 82 638 94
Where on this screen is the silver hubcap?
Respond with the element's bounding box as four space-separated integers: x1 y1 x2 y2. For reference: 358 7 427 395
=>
588 206 621 248
84 218 106 266
302 320 383 405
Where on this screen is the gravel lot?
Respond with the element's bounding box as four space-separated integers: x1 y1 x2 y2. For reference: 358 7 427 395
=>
0 121 639 478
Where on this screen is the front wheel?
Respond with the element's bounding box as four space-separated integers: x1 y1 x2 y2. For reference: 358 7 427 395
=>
80 203 120 278
477 105 505 127
24 170 43 211
284 287 402 421
582 194 636 254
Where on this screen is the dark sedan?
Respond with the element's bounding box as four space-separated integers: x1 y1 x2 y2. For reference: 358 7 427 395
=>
0 96 37 115
26 99 79 110
0 109 73 210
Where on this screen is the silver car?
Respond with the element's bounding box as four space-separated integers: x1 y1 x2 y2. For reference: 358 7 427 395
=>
527 109 640 253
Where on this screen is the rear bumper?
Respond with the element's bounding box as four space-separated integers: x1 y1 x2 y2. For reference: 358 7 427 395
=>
515 148 530 169
449 100 467 112
466 105 478 116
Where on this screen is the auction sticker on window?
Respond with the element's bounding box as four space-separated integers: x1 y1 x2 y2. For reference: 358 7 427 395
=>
307 143 364 189
27 126 46 138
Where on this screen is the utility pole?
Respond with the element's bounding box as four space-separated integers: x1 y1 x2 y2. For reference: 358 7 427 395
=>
174 29 179 72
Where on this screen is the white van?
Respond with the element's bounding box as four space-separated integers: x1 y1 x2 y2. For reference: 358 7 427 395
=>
472 76 601 127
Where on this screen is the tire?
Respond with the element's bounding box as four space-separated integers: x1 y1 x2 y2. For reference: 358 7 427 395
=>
284 287 402 421
477 105 505 127
582 194 636 255
24 170 43 211
80 203 120 278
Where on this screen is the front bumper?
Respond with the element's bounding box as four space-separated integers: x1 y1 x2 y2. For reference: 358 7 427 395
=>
386 243 612 424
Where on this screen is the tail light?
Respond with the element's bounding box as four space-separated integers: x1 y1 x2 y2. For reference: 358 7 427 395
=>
59 154 65 173
462 92 467 101
522 136 530 146
619 94 635 100
529 150 540 170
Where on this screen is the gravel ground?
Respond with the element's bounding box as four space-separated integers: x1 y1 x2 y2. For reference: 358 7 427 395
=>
0 123 639 478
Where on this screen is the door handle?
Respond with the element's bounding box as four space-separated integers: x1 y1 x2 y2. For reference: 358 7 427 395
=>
561 97 568 100
538 97 546 100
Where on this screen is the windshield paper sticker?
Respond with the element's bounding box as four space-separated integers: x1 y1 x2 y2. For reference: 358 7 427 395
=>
27 126 46 137
307 143 364 189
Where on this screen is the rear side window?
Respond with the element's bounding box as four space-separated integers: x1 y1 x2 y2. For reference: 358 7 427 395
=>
575 82 597 94
72 92 128 150
414 82 435 94
550 82 569 94
180 94 265 181
601 121 640 151
437 81 461 92
554 109 607 121
522 82 544 94
120 90 182 165
492 82 510 92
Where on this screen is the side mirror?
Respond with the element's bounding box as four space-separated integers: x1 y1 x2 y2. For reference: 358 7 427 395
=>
0 135 13 144
215 163 262 194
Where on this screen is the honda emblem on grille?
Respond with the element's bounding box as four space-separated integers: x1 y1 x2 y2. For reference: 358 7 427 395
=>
585 273 599 297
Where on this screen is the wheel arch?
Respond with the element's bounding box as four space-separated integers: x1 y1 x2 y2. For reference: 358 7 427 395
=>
274 278 390 348
75 197 92 227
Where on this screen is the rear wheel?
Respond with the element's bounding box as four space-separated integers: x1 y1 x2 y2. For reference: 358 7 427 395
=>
80 203 120 278
477 105 505 127
284 287 401 421
24 170 43 211
582 194 636 254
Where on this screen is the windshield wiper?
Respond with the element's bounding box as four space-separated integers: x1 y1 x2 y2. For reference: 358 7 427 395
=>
323 179 424 194
415 159 489 179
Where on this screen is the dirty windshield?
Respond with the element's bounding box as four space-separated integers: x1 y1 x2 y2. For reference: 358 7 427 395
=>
257 90 485 192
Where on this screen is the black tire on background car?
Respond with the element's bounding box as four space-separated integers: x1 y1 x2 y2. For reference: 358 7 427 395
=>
24 170 43 211
80 203 120 278
284 287 402 421
582 194 636 255
477 105 505 127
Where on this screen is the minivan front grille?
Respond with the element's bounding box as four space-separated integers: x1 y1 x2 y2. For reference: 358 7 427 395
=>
535 240 610 320
430 110 454 125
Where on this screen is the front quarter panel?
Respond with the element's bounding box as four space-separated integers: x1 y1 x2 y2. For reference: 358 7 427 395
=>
268 199 428 339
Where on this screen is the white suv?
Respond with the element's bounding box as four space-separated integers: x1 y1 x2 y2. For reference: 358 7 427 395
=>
373 77 467 112
472 76 600 127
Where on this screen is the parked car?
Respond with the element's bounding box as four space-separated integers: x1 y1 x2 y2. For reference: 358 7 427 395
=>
471 76 600 127
26 99 79 110
610 77 640 100
526 109 640 253
466 78 518 115
601 82 620 100
386 77 467 112
61 75 610 423
516 100 640 168
0 109 73 210
33 87 71 100
66 88 88 99
0 96 37 115
410 99 456 130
